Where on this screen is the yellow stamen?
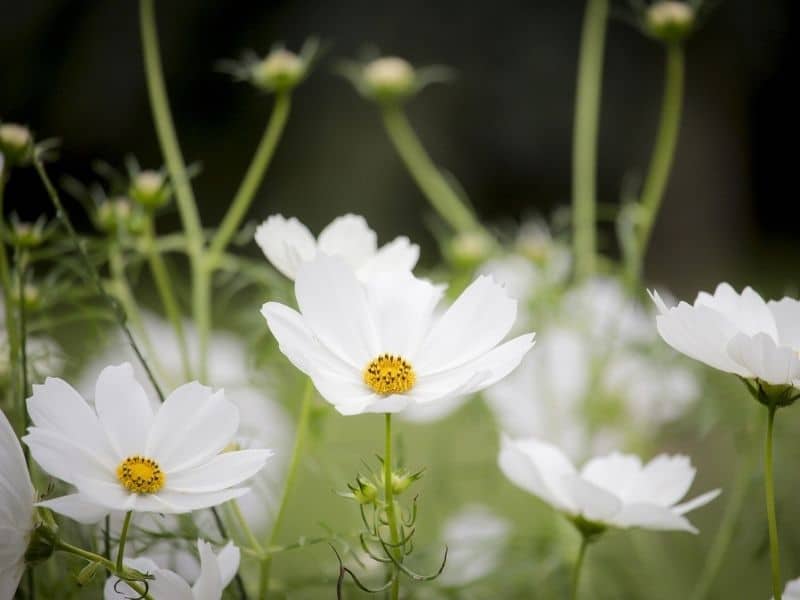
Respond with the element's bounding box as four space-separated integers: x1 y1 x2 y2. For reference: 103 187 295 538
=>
116 455 165 494
364 353 416 395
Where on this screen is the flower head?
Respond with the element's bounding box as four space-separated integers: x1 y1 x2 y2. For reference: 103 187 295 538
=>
105 539 240 600
498 436 719 533
644 1 695 43
339 55 452 105
262 255 535 415
0 410 36 600
255 214 419 281
650 283 800 389
0 122 33 166
24 363 272 523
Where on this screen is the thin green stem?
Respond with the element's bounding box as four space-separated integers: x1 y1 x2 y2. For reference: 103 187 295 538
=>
383 413 402 600
630 42 685 278
193 260 211 382
259 379 315 598
208 92 292 264
116 511 133 572
230 499 265 557
381 105 481 234
142 215 192 380
14 251 31 453
138 0 203 258
571 0 609 280
34 158 166 402
0 172 21 419
764 404 782 599
570 535 590 600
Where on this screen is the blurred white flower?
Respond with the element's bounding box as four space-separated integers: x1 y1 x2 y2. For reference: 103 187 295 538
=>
438 505 510 587
105 539 239 600
479 256 539 308
262 255 535 415
0 298 64 382
776 578 800 600
24 363 272 522
651 283 800 387
255 213 419 281
498 436 719 533
0 409 35 600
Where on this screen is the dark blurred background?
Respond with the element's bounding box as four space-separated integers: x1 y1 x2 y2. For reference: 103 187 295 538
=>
1 0 796 295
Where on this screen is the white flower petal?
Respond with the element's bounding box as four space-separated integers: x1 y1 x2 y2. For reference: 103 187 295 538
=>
561 474 622 523
36 493 109 524
317 214 377 267
0 410 34 522
0 564 25 600
105 557 194 600
673 489 721 515
94 363 154 459
215 542 241 588
580 452 643 498
696 283 777 339
781 578 800 600
70 477 136 512
358 236 419 279
255 215 316 279
294 255 379 368
23 428 115 484
151 488 250 512
768 298 800 349
623 454 695 507
726 332 800 385
192 539 223 600
611 502 697 533
167 450 273 493
147 384 238 473
416 276 518 374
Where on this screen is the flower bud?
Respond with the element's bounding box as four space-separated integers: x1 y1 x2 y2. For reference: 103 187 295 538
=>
347 476 379 504
18 284 41 312
129 170 171 210
9 217 48 249
76 561 101 586
380 468 423 496
96 198 143 235
362 57 417 103
449 230 494 268
0 123 34 167
645 1 695 43
25 523 57 565
252 49 306 92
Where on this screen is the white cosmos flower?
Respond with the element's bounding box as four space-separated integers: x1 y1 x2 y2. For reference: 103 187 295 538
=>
23 363 272 523
105 539 239 600
262 255 535 416
650 283 800 386
498 436 719 533
255 213 419 281
0 410 35 600
438 505 510 587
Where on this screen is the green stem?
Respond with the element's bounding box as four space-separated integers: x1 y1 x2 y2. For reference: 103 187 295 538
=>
116 511 133 572
570 534 590 600
630 42 685 278
383 413 402 600
689 437 754 600
571 0 609 280
15 251 30 451
142 215 192 380
0 173 21 419
381 105 481 234
138 0 203 258
230 499 265 557
193 260 211 382
208 92 292 264
33 158 166 402
764 404 782 599
259 379 314 598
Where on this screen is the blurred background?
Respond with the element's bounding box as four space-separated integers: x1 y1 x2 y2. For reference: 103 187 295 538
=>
1 0 797 296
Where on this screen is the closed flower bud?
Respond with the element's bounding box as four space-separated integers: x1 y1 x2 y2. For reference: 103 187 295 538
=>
0 123 34 167
449 230 494 268
645 1 695 43
129 170 171 210
380 468 423 495
362 57 416 103
347 476 379 504
96 198 142 235
24 523 57 565
9 216 48 249
252 49 306 92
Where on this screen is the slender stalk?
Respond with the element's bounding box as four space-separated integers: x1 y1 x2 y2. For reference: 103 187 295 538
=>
381 105 481 234
116 511 134 572
764 404 782 599
34 158 166 402
571 0 609 280
630 42 685 277
0 173 21 418
193 260 211 382
570 535 590 600
138 0 203 257
208 92 292 264
14 251 31 453
142 215 192 380
259 379 314 598
230 499 265 557
383 413 402 600
689 437 755 600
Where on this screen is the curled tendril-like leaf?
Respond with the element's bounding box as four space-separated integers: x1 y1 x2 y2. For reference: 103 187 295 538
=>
402 495 419 527
359 533 392 564
379 540 449 582
113 577 150 600
376 525 416 550
329 543 393 599
359 503 376 535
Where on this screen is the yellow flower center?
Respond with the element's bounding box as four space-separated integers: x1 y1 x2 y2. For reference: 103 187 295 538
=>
364 354 416 395
116 456 165 494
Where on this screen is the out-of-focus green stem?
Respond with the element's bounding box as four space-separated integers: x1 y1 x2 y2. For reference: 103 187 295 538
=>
14 250 30 445
571 0 609 280
0 173 20 415
381 105 482 235
631 42 685 278
384 413 402 600
208 92 292 264
142 215 191 380
570 534 590 600
116 511 133 572
764 404 782 599
259 379 315 598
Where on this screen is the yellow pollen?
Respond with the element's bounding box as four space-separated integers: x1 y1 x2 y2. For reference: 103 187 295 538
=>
116 455 165 494
364 353 416 395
